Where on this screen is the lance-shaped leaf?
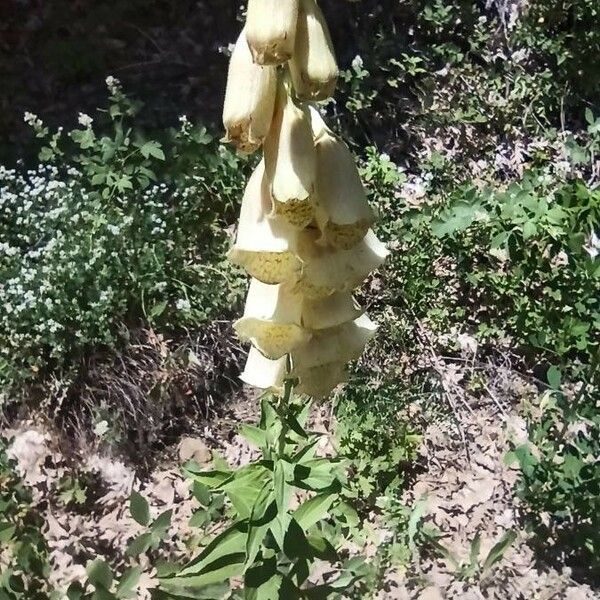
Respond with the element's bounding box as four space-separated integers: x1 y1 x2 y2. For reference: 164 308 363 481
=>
234 279 311 359
228 160 302 284
294 229 389 298
289 0 338 101
264 83 316 228
222 28 277 153
314 126 374 249
246 0 299 65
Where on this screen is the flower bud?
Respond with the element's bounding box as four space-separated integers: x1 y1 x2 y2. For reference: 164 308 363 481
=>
246 0 299 65
228 160 302 284
289 0 338 101
314 127 374 249
222 29 277 153
234 279 310 359
294 229 389 298
264 82 317 228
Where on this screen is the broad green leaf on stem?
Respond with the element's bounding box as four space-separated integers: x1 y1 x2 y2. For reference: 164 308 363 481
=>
306 535 337 561
126 532 153 557
221 465 271 518
173 522 248 578
407 497 428 550
244 558 281 599
273 460 293 515
293 459 340 492
116 566 141 599
183 467 231 489
294 493 336 531
482 530 517 572
283 518 313 560
129 490 150 527
246 483 276 569
291 438 320 463
86 558 113 590
239 424 267 449
269 512 291 552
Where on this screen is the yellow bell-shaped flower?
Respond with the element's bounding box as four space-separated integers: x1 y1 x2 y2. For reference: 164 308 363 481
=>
246 0 299 65
222 28 277 153
294 229 389 298
314 124 374 249
288 0 338 101
228 160 302 284
234 279 310 359
264 83 316 228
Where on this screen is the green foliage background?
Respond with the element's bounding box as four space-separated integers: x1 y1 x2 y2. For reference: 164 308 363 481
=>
0 0 599 595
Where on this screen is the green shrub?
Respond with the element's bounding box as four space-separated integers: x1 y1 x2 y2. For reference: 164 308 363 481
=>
335 369 422 504
0 441 52 598
0 79 248 401
507 361 600 577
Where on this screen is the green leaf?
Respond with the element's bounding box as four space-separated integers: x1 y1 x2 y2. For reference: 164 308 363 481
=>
246 483 276 569
126 532 153 557
294 494 335 531
547 366 561 390
183 467 231 489
273 460 292 515
148 300 168 319
482 530 517 572
283 518 312 560
0 522 16 543
192 482 212 506
86 559 113 590
174 521 248 578
116 566 141 599
152 509 173 538
469 533 481 568
139 141 165 160
239 425 267 449
129 490 150 526
407 497 428 549
269 513 291 552
522 220 536 240
244 558 281 599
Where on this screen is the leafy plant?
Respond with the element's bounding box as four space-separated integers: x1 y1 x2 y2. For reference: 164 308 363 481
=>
0 440 53 599
507 357 600 577
159 382 367 598
0 79 248 402
430 530 517 582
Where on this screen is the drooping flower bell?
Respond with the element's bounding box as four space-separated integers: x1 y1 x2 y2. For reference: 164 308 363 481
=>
263 83 317 228
222 28 277 153
222 0 388 398
246 0 299 65
288 0 338 101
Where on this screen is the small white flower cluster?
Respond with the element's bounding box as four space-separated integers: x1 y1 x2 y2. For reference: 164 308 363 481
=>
0 164 199 385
